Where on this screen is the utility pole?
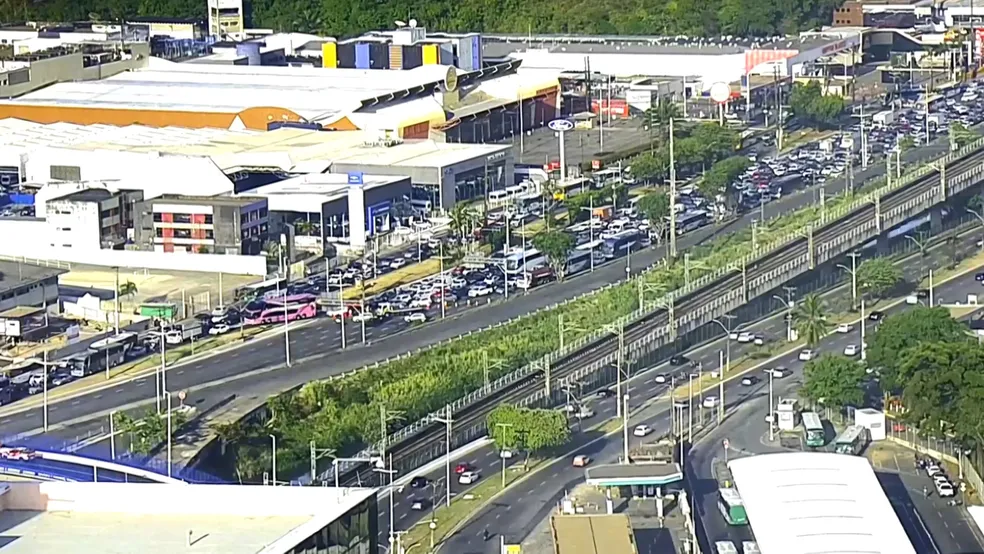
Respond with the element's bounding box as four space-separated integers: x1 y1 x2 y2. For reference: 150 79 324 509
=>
838 252 861 310
669 118 677 258
309 441 336 483
494 423 514 487
114 266 120 335
768 371 775 441
432 405 453 507
621 393 630 465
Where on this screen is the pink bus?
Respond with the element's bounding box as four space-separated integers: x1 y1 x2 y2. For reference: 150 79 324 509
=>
264 293 318 306
244 301 318 326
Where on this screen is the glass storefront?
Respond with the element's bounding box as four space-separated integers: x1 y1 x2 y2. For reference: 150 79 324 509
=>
454 161 506 204
287 496 378 554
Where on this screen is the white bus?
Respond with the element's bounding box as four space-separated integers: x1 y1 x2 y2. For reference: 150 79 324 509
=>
834 425 870 455
504 248 546 275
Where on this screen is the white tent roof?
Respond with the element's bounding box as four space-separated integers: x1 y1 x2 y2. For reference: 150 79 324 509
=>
727 452 917 554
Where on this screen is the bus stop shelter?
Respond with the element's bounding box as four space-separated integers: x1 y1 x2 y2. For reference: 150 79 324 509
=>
584 462 683 516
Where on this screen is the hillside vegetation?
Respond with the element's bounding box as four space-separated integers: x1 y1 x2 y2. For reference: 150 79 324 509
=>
2 0 839 39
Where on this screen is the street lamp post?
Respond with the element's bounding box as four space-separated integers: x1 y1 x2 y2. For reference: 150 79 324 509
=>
336 281 347 350
772 288 796 342
768 371 775 442
270 434 277 486
837 252 861 310
165 389 173 477
622 393 630 465
283 288 291 367
968 208 984 250
860 298 867 362
109 410 117 460
494 423 514 486
710 315 736 422
432 405 454 507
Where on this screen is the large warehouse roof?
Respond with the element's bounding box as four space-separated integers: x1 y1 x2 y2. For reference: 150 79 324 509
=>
0 119 510 174
728 452 917 554
0 60 455 122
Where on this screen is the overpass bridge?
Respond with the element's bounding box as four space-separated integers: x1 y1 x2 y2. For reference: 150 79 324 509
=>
0 450 188 483
332 136 984 484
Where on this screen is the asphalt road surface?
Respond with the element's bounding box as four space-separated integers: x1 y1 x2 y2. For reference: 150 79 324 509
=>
506 119 651 167
433 270 984 554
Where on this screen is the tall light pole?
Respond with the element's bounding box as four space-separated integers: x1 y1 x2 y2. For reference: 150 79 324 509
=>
42 349 48 431
860 297 867 362
336 281 347 350
580 198 596 272
432 405 453 507
494 422 514 486
604 323 626 417
710 314 736 422
165 389 173 477
768 370 775 442
968 208 984 250
837 252 861 309
669 117 678 257
109 410 117 460
622 393 630 465
157 321 165 414
772 290 795 342
282 288 291 367
269 434 277 486
687 373 694 443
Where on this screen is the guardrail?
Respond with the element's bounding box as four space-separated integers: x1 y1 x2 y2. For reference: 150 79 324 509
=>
344 136 984 466
0 464 72 482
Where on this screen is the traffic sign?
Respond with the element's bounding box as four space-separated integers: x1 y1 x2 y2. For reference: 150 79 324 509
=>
548 119 574 132
178 390 187 403
723 438 730 450
709 82 732 104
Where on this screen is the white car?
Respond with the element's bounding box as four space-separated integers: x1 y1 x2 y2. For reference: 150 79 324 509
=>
836 323 854 334
404 312 427 323
937 481 956 497
753 335 766 346
468 286 493 298
702 396 720 409
654 374 668 384
728 331 739 340
208 323 230 335
798 349 815 362
764 367 788 379
390 259 408 270
0 447 36 461
458 471 481 485
633 425 652 437
843 344 859 357
211 305 228 317
352 312 374 323
736 332 755 343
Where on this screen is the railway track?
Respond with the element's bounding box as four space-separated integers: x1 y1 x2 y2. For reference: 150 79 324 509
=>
340 148 984 486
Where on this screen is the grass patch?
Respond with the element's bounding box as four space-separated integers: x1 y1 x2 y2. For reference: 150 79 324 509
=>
344 259 443 300
402 457 545 552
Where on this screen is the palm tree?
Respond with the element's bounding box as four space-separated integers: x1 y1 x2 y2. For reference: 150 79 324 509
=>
793 293 830 347
449 204 478 241
294 219 316 236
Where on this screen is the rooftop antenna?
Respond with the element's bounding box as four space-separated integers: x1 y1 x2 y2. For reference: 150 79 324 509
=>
395 20 407 28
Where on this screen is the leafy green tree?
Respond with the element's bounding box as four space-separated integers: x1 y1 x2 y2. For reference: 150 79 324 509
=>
856 258 903 299
487 404 570 453
643 103 681 148
532 230 576 280
897 342 984 435
801 353 866 409
793 293 829 347
629 151 669 183
637 192 670 244
690 123 739 163
118 281 138 302
115 408 189 455
789 82 845 129
698 155 749 200
866 307 969 391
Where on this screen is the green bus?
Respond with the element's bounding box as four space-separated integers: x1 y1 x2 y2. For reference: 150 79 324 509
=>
834 425 871 455
802 411 826 447
718 488 748 525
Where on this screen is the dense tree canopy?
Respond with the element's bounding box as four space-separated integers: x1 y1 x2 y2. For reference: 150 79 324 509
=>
789 82 846 129
4 0 841 42
487 405 571 453
801 353 865 410
866 306 969 391
532 230 576 279
856 257 903 299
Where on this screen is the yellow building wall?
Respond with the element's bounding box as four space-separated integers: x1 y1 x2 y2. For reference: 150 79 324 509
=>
322 43 337 69
422 44 439 65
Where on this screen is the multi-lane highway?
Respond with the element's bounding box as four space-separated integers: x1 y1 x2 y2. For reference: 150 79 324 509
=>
396 268 984 554
2 128 950 441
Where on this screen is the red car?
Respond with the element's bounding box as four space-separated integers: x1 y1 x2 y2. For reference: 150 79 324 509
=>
455 462 474 475
0 447 36 461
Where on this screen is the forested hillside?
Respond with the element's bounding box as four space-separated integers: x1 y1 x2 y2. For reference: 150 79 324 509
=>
0 0 840 38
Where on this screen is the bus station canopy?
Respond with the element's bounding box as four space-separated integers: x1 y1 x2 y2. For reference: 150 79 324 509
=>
728 452 916 554
584 462 683 487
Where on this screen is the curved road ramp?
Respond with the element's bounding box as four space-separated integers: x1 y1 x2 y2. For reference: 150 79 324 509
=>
0 481 378 553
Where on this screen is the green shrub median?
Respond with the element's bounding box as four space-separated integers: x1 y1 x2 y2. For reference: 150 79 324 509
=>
222 145 934 482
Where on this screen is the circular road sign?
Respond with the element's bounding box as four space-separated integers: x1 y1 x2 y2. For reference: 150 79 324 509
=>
178 390 187 402
548 119 575 132
709 82 732 104
723 438 730 450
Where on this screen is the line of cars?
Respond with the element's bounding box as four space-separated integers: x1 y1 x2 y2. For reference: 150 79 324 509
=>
919 456 958 498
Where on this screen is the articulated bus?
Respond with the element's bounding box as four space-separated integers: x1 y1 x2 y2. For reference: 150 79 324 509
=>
504 248 547 275
718 488 748 525
801 411 826 447
244 301 318 326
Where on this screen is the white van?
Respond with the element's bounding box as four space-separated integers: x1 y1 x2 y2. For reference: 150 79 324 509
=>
715 542 739 554
742 542 761 554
